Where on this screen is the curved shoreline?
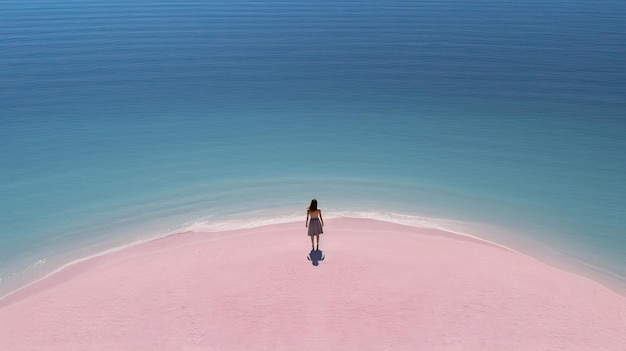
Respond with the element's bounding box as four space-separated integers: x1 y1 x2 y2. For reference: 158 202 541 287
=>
2 214 624 303
1 218 625 350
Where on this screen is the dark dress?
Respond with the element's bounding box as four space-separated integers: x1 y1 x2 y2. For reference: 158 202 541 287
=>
307 218 323 236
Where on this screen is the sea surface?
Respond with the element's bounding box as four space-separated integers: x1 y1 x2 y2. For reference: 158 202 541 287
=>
1 0 625 295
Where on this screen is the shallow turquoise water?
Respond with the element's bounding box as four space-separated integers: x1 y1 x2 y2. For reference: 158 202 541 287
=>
1 0 625 294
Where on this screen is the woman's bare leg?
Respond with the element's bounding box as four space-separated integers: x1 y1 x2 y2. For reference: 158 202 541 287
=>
310 235 315 249
315 234 320 250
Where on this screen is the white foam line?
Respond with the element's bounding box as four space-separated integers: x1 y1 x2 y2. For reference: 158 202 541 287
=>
320 211 514 249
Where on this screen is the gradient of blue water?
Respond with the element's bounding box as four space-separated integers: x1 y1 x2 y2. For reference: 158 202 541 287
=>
2 0 625 293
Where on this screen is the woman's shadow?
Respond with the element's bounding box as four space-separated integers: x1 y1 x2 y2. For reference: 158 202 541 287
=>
306 249 325 266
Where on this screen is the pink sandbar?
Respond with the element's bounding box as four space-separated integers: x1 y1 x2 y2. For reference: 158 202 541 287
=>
1 218 625 350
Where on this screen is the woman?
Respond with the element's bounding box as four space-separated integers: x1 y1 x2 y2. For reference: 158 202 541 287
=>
305 199 324 250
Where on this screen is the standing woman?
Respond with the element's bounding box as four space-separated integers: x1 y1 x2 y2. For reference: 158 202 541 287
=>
306 199 324 250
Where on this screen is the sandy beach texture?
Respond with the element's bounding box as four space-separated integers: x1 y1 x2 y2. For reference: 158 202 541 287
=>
1 218 625 350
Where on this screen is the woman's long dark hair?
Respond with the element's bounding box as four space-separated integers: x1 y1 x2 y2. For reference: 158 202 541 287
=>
308 199 318 211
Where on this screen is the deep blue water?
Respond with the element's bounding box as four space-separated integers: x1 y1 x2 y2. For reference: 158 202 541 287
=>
1 0 625 295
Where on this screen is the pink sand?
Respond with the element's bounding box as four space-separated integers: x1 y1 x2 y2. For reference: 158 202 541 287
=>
1 218 625 350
